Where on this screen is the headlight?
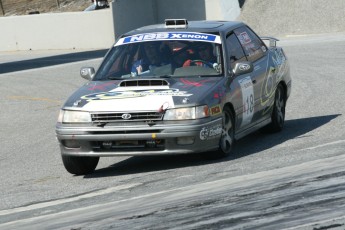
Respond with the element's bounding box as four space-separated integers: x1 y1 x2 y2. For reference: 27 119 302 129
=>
163 105 209 120
58 110 91 123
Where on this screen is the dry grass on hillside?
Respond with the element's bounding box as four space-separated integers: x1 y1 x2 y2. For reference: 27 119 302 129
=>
0 0 92 16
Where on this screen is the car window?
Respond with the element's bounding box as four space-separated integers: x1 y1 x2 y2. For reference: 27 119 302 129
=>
234 26 267 62
226 33 247 69
94 39 224 80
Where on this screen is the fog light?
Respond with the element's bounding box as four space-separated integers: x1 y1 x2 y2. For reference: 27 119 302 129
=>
63 140 80 149
176 137 195 145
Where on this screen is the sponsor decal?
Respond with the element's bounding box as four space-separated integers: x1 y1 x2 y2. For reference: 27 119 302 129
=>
180 78 215 88
238 32 252 45
213 86 226 100
210 105 221 116
81 88 193 101
158 102 170 112
261 46 267 52
260 49 288 115
116 32 221 46
200 124 222 140
272 49 286 66
239 76 254 127
73 100 82 107
182 97 189 104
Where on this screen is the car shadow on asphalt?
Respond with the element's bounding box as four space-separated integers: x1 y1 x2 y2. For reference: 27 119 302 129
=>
84 114 340 178
233 114 340 158
0 49 107 74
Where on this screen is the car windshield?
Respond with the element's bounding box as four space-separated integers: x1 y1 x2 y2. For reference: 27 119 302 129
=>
94 39 223 80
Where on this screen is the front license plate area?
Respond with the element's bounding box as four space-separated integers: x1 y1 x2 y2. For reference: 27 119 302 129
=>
116 140 139 146
92 140 165 151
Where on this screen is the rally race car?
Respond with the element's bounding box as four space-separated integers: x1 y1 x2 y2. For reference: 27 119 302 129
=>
56 19 291 175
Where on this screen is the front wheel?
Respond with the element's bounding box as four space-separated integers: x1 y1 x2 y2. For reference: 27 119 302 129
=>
62 155 99 175
219 107 235 155
204 107 235 159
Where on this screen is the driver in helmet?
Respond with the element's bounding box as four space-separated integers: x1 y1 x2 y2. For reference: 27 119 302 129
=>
183 42 217 68
131 42 169 76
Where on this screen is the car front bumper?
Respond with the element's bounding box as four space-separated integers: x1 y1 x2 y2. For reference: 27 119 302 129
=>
56 117 223 157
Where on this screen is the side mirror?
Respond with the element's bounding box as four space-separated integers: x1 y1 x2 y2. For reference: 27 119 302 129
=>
232 62 254 76
260 36 279 48
80 67 95 80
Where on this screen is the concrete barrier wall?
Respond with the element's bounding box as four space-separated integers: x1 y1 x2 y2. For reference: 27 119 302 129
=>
0 0 240 51
111 0 156 39
0 9 115 52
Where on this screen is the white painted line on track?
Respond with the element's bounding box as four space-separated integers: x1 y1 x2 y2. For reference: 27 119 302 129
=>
0 183 141 216
298 140 345 151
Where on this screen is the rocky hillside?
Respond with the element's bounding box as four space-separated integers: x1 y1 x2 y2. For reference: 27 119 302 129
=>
238 0 345 37
0 0 91 16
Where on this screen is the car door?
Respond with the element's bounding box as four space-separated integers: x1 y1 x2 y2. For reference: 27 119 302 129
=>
233 26 271 128
225 32 254 132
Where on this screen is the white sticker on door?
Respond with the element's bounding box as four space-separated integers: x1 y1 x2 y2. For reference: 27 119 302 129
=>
239 76 254 127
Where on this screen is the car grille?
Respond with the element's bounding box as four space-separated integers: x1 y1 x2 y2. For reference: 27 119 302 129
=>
91 112 164 123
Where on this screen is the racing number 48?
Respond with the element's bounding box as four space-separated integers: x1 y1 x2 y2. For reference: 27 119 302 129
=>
245 94 254 114
239 76 255 127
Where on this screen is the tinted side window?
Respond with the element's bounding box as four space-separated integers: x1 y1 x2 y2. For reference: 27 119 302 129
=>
234 26 267 62
226 33 247 69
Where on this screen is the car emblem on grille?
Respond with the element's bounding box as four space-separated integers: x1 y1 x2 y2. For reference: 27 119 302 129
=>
121 113 132 120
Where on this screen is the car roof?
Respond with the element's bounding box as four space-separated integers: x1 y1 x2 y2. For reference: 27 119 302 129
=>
123 20 246 37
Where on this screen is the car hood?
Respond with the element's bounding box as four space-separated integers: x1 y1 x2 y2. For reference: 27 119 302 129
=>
64 77 224 112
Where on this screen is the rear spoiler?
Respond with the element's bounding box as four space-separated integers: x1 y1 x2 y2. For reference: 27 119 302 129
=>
260 37 279 47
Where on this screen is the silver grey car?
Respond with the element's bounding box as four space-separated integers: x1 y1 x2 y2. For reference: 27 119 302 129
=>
56 19 291 175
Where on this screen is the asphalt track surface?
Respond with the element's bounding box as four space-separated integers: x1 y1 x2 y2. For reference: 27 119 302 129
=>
1 33 345 229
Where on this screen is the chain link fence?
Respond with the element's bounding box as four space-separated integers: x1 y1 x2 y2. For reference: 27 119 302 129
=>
0 0 90 16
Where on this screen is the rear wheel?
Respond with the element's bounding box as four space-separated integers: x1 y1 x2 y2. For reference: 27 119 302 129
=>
62 155 99 175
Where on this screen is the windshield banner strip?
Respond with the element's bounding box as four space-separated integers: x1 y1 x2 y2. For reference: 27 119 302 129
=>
115 32 222 46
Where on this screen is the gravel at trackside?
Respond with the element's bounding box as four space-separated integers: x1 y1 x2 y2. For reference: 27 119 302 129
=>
238 0 345 37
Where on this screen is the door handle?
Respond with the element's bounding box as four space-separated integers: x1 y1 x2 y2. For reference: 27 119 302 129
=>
252 79 257 84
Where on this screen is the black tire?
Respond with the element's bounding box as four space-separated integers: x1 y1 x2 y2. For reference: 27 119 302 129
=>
266 84 286 132
62 155 99 175
204 106 235 159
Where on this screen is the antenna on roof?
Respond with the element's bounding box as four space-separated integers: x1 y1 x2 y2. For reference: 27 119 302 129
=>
165 19 188 29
